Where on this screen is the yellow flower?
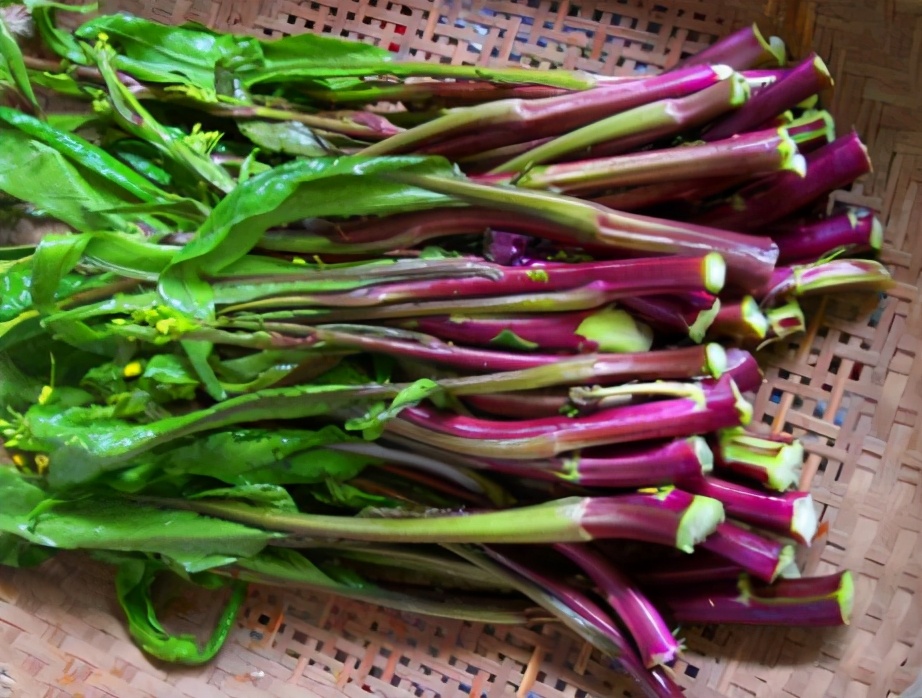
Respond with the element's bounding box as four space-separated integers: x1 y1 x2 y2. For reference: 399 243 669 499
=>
38 385 53 405
35 454 50 475
123 361 144 379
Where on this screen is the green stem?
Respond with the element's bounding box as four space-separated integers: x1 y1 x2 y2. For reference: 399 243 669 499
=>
493 74 749 173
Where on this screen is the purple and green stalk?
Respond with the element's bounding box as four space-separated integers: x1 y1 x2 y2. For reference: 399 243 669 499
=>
387 375 750 459
310 327 728 379
703 54 833 142
619 293 721 343
677 475 818 544
390 174 780 291
678 24 786 71
699 521 795 583
723 348 764 393
299 80 574 107
661 571 853 626
742 68 790 92
221 254 726 314
784 110 836 152
485 127 805 194
695 132 873 231
462 390 571 419
763 300 806 342
431 344 727 394
706 296 769 344
634 552 744 588
463 546 685 698
360 64 734 156
395 306 654 354
770 207 883 265
591 171 751 212
451 137 555 171
168 94 405 140
493 73 750 172
172 492 721 548
556 543 681 668
472 437 714 488
715 427 804 491
758 258 893 304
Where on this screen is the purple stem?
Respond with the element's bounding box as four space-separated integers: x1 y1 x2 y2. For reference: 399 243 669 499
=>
397 307 652 354
556 544 681 668
619 293 721 343
677 24 784 71
703 54 832 142
784 110 836 152
301 325 722 377
388 375 750 459
677 475 818 544
581 488 724 552
634 552 744 588
769 207 883 264
699 521 794 582
363 65 731 156
757 258 893 303
462 390 570 419
660 572 853 626
695 132 872 231
724 348 763 393
385 174 780 291
479 437 712 488
493 128 802 195
478 547 684 698
706 296 768 343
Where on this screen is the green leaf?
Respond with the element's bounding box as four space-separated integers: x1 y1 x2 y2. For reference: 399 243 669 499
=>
189 484 298 513
489 329 541 351
74 14 257 90
345 378 441 439
138 354 200 402
0 494 277 559
0 261 34 322
158 425 375 486
34 380 409 488
0 106 174 203
312 479 398 510
28 71 90 98
234 547 346 588
115 558 247 664
46 112 100 132
159 155 460 321
238 120 332 157
0 11 41 113
0 128 148 232
26 0 98 65
0 353 43 411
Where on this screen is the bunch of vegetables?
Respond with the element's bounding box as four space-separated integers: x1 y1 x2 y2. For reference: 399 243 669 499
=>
0 4 890 696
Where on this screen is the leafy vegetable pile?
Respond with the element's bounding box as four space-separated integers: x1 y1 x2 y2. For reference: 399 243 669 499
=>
0 5 891 696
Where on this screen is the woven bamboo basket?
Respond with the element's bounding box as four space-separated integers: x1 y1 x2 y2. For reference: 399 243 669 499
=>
0 0 920 696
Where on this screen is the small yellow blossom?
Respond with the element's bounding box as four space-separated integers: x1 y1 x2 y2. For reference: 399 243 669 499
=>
38 385 53 405
35 454 50 475
123 361 144 379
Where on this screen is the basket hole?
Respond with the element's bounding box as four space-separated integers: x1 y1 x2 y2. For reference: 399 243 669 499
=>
293 630 308 644
369 666 384 679
685 664 699 678
285 648 301 659
257 614 271 625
